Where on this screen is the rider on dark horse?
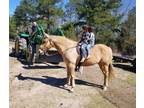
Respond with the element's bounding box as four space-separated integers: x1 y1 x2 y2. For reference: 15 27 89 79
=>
75 25 95 72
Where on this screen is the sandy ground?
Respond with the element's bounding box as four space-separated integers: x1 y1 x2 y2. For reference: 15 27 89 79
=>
9 42 136 108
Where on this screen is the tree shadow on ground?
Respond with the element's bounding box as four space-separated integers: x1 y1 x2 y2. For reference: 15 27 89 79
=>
113 63 136 73
16 73 103 92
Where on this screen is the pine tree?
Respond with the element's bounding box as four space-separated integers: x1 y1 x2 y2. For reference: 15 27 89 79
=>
120 7 136 55
14 0 64 33
9 16 17 39
66 0 122 45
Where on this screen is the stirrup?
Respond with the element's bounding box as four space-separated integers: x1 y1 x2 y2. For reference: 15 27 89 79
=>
75 66 80 72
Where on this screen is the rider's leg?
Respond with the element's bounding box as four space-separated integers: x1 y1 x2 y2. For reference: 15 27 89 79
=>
75 47 82 71
75 44 87 72
81 43 87 59
86 44 91 58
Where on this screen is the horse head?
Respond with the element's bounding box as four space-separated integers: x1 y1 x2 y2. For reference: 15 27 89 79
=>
39 33 53 55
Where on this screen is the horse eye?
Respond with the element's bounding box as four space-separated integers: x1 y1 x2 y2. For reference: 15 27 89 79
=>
42 40 45 44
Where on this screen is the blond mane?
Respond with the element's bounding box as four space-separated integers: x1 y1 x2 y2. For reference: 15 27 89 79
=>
49 35 77 47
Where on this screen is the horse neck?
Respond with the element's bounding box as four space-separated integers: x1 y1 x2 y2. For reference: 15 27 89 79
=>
50 36 77 54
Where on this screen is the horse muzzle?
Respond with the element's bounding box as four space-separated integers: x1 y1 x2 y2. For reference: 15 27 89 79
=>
39 49 45 55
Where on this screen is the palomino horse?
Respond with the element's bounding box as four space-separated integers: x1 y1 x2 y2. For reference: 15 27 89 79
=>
39 33 115 92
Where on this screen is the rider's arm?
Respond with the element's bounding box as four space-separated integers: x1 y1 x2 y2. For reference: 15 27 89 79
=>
89 32 95 46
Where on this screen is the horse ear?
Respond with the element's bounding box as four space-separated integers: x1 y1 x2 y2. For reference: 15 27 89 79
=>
44 33 49 38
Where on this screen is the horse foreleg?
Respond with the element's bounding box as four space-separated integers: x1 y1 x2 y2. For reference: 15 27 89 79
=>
64 65 71 88
68 63 76 92
64 75 71 88
70 76 75 92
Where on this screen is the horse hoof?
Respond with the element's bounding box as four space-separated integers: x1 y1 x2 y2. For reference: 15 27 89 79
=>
103 86 107 91
69 88 74 93
64 84 69 88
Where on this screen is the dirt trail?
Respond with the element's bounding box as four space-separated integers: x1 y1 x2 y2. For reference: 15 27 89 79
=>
9 42 135 108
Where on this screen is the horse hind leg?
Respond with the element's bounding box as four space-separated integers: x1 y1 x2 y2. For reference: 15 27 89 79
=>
103 64 110 91
99 63 109 91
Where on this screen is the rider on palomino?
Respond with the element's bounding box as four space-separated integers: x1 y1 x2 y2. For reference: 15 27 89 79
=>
75 25 95 72
87 26 95 56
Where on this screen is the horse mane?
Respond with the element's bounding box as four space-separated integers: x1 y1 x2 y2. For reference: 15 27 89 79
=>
49 35 77 46
48 35 110 49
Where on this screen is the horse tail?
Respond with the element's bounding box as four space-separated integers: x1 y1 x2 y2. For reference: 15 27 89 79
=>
108 62 115 81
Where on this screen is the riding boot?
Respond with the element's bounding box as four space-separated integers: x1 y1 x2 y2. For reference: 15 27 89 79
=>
75 62 82 72
75 57 85 72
